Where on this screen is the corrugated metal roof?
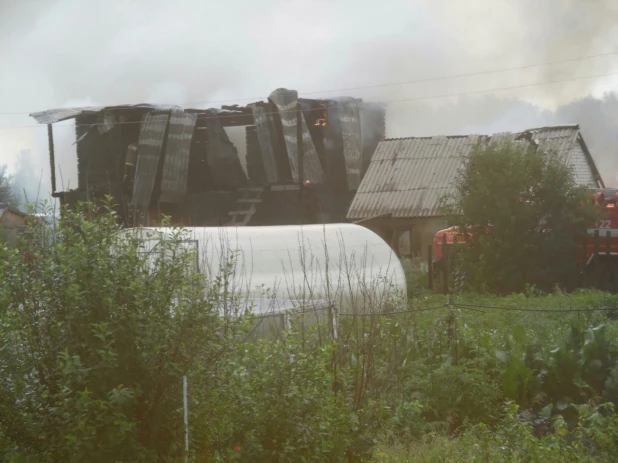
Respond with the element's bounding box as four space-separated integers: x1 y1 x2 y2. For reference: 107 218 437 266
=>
348 135 478 219
347 125 602 220
29 104 175 124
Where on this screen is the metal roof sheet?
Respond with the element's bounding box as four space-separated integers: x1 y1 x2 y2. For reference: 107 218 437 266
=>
29 104 176 124
347 125 602 220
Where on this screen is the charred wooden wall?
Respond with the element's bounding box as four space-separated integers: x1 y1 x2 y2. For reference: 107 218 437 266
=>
61 90 386 227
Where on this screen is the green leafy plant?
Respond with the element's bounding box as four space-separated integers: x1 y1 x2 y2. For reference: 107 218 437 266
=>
0 200 239 462
444 138 598 294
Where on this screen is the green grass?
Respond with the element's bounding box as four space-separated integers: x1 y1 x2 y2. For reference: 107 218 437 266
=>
366 269 618 462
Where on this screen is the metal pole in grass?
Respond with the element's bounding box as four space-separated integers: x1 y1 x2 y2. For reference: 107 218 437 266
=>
594 229 600 289
183 375 189 463
427 244 433 290
606 230 611 291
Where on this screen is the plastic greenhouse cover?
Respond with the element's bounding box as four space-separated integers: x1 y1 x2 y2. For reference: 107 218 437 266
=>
118 223 407 316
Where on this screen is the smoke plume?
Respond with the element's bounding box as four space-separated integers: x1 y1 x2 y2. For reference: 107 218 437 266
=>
0 0 617 201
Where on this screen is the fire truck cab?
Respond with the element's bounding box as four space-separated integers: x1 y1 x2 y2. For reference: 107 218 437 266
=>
580 189 618 288
432 189 618 290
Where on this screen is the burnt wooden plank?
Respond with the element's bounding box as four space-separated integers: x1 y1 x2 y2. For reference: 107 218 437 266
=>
206 110 247 189
216 111 254 127
250 103 278 183
337 97 363 190
132 112 169 224
360 102 386 177
245 126 267 184
269 88 325 184
159 109 197 204
324 101 348 190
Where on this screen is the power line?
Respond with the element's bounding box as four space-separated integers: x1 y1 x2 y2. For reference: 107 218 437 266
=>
1 67 618 131
0 50 616 117
295 50 618 98
455 303 618 313
338 304 447 317
326 302 618 318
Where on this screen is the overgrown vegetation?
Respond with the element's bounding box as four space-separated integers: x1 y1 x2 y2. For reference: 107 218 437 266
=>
2 200 618 461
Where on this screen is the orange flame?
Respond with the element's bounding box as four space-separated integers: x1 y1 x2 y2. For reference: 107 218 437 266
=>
313 118 327 127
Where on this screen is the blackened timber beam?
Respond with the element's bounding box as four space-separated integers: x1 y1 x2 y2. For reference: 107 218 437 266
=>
47 124 57 195
216 109 254 127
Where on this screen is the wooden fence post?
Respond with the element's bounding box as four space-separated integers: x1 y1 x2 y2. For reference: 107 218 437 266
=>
427 244 434 290
447 295 457 365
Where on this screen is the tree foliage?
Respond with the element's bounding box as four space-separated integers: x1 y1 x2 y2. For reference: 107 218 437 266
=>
0 164 18 208
0 201 238 462
445 139 598 293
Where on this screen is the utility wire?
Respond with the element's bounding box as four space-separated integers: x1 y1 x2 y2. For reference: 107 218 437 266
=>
455 303 618 313
2 67 618 131
1 50 616 116
293 51 618 98
338 304 448 317
331 302 618 317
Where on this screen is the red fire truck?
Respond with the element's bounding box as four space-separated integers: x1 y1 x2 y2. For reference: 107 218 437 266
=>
433 189 618 288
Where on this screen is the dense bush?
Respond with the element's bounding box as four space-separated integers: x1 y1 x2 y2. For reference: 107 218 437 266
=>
445 139 598 294
0 202 239 462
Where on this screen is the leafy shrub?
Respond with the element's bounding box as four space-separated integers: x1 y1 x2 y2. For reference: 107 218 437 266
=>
405 362 503 432
0 202 238 462
193 337 366 462
373 402 618 462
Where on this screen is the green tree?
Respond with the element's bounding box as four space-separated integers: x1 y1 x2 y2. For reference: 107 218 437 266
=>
0 164 18 208
0 200 240 462
445 139 597 294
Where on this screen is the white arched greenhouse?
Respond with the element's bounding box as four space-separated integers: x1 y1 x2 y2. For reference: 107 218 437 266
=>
119 224 407 333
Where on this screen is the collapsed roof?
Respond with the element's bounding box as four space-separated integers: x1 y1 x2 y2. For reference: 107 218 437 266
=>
30 88 386 225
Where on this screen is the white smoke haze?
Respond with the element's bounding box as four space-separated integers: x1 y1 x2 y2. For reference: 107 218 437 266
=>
1 0 617 202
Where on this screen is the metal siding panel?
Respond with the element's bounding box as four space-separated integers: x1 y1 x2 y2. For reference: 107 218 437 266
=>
250 103 279 183
269 88 325 184
206 113 248 189
30 103 170 125
533 127 596 187
159 109 197 204
30 107 97 124
567 143 596 187
337 97 363 190
132 112 169 224
269 89 300 182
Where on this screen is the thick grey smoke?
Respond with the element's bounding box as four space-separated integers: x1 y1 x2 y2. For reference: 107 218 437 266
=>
0 0 617 202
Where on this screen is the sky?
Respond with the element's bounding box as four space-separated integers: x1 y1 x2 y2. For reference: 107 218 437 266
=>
0 0 617 203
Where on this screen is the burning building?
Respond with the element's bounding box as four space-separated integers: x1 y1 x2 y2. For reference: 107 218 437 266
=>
30 88 385 227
